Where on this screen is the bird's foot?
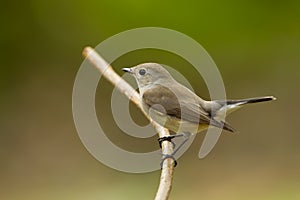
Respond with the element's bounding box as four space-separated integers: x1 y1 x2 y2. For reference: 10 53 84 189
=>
158 136 176 149
160 154 177 168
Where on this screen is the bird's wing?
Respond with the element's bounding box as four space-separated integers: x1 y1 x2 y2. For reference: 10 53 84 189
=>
142 84 236 132
142 84 212 125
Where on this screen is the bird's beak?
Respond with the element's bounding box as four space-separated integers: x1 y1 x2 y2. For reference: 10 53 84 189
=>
122 68 133 74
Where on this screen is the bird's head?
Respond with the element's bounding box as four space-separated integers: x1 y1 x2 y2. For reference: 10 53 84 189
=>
122 63 174 88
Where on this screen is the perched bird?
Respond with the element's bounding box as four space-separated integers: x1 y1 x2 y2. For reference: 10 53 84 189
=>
123 63 276 166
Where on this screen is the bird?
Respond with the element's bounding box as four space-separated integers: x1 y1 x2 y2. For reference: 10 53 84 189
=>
122 63 276 166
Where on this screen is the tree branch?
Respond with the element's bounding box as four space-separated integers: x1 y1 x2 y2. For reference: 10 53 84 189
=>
82 47 175 200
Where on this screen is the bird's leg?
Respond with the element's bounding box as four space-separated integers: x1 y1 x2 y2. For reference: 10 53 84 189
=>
172 132 191 155
160 132 191 168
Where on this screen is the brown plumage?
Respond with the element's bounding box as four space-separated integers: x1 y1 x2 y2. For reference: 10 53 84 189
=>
142 84 236 133
122 63 276 134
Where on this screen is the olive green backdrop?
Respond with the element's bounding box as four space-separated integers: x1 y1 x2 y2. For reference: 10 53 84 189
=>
1 1 299 200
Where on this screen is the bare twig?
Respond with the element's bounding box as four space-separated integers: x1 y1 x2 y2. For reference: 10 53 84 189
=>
83 47 175 200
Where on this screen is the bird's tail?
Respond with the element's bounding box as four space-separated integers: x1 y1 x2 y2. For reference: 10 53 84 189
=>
213 96 276 124
225 96 276 106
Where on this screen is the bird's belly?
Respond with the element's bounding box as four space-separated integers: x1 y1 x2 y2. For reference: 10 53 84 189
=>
147 107 208 134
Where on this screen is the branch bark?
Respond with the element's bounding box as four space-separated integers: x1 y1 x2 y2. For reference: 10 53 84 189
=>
82 47 175 200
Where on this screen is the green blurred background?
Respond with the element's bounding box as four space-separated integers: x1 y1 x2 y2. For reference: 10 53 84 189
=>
1 1 300 199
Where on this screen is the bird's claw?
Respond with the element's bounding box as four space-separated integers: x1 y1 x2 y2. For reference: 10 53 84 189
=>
160 154 177 168
158 136 176 149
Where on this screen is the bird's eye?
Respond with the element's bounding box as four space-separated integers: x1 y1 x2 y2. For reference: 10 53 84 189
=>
139 69 146 76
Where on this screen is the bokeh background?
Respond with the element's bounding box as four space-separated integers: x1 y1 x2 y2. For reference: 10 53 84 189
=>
1 1 300 199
